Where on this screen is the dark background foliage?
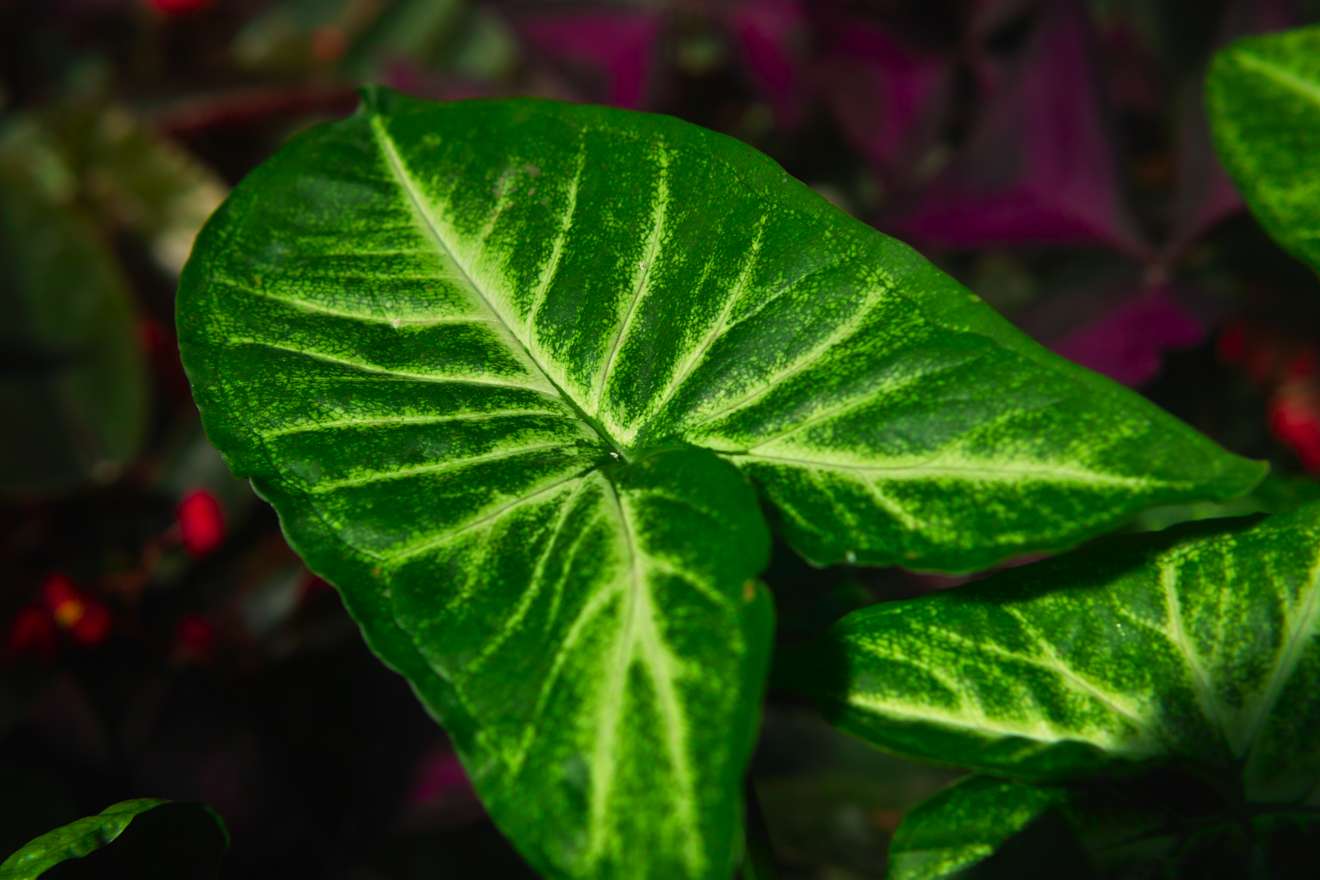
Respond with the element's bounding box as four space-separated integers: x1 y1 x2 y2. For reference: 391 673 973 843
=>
2 1 1319 877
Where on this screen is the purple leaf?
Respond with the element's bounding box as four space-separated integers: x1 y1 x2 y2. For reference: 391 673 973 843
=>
726 0 808 127
515 9 662 109
1165 92 1243 259
890 0 1149 257
814 14 952 177
1051 285 1205 386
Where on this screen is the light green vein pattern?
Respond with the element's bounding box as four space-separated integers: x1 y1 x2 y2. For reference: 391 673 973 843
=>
797 503 1320 799
1208 24 1320 275
177 89 1264 878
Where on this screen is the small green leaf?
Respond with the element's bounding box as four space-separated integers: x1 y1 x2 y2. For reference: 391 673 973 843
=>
887 777 1068 880
795 503 1320 798
178 90 1263 877
0 799 228 879
1208 24 1320 274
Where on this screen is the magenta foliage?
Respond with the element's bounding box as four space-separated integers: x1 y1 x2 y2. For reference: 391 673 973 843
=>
815 13 951 177
1052 286 1205 386
892 1 1148 257
515 9 662 109
726 0 809 126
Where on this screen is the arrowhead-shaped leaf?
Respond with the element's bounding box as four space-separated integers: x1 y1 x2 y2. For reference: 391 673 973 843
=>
178 89 1263 877
1208 25 1320 275
0 800 227 879
793 502 1320 800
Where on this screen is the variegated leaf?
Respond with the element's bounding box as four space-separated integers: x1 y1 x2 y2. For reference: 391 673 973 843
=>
178 89 1263 878
795 503 1320 802
1208 24 1320 276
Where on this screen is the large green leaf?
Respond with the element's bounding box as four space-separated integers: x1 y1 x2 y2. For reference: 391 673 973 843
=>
0 799 227 879
793 503 1320 799
1208 25 1320 274
177 89 1262 877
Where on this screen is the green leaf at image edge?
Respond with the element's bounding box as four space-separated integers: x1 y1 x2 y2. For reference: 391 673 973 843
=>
0 799 228 879
1208 24 1320 276
792 502 1320 801
178 88 1262 878
887 777 1067 880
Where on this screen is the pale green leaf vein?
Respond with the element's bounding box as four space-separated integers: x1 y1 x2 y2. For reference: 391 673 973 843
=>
594 146 671 417
224 337 557 396
639 213 766 428
262 408 569 439
385 469 593 564
306 442 568 494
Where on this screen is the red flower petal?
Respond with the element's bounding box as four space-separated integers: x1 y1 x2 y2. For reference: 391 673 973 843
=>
1269 392 1320 472
7 605 57 661
178 489 226 558
70 602 112 646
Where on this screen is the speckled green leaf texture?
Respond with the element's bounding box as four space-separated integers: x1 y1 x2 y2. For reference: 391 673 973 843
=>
887 777 1066 880
0 799 227 879
796 503 1320 800
177 88 1263 878
1208 24 1320 275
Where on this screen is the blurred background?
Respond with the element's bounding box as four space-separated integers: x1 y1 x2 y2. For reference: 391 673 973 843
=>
3 0 1320 877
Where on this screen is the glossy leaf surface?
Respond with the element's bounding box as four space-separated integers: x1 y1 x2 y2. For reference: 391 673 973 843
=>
1208 25 1320 274
796 504 1320 799
887 777 1066 880
178 89 1263 877
0 799 227 879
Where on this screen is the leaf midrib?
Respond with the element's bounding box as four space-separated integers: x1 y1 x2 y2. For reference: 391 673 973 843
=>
1233 49 1320 110
367 112 627 461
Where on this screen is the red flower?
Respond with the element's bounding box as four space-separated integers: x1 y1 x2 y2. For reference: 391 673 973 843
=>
7 605 56 661
39 573 112 647
41 573 80 618
70 603 112 646
178 489 226 557
1269 390 1320 472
